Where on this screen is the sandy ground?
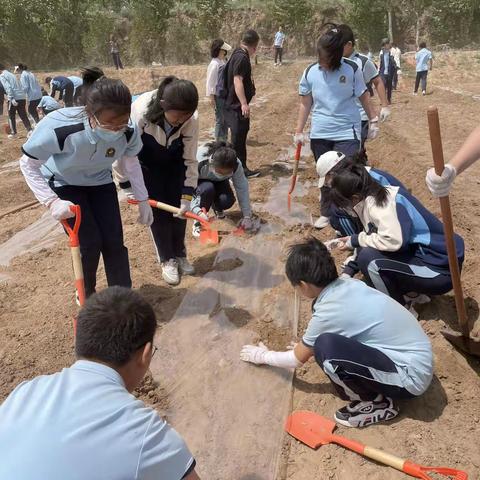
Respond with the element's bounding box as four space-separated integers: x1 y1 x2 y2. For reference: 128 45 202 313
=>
0 53 479 478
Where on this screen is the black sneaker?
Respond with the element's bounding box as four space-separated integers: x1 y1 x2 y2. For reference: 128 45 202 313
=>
334 395 398 427
244 168 260 178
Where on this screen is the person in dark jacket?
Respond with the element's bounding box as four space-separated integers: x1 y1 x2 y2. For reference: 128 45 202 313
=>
378 39 397 104
45 75 75 107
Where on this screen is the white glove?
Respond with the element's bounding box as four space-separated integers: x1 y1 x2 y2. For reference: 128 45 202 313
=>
174 198 190 218
367 119 379 140
137 200 153 226
240 342 269 365
379 107 391 122
425 164 457 197
11 99 18 107
49 198 75 221
122 187 136 201
293 133 305 145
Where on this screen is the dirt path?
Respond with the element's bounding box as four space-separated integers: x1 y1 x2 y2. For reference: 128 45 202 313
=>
0 58 479 478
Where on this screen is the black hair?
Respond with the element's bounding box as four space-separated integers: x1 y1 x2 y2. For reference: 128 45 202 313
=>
0 63 5 70
76 286 157 367
329 163 388 208
78 66 105 106
419 41 427 49
45 76 52 84
242 29 260 47
16 63 27 71
204 141 238 170
381 38 391 47
286 237 338 287
84 76 131 117
338 24 355 47
41 87 48 96
317 28 344 70
145 76 198 124
210 38 225 58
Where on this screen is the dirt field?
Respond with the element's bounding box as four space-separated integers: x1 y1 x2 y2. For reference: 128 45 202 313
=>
0 53 479 478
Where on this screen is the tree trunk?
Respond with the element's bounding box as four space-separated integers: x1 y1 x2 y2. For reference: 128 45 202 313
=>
415 14 420 47
388 8 394 42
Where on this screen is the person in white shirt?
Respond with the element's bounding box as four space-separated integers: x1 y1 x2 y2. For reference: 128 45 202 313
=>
390 43 401 90
206 38 231 142
273 26 286 66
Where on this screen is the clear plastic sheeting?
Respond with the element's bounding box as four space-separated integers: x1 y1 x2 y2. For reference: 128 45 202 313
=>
0 211 63 267
254 177 312 226
150 235 296 479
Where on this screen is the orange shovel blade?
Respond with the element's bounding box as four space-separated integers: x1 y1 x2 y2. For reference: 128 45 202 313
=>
199 228 219 245
285 411 336 449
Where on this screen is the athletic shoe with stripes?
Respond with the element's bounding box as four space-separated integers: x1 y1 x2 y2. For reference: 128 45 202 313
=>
334 395 398 428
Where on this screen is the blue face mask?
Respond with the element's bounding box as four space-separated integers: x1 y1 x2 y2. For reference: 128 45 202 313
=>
93 126 125 143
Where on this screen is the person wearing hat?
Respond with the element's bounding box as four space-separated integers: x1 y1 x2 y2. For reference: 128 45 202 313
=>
206 38 232 142
315 150 406 231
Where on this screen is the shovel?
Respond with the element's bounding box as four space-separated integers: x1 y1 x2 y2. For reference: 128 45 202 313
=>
285 411 468 479
128 199 219 245
427 106 480 357
287 143 302 212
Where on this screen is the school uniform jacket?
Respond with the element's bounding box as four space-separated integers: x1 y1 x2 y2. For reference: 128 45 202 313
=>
0 70 26 101
130 90 199 198
20 71 42 101
379 50 397 78
350 186 464 272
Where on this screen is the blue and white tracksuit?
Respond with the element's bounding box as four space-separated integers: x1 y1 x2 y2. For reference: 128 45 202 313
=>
323 166 406 236
348 186 464 304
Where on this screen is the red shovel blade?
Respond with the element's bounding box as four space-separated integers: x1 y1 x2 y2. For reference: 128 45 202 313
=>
285 411 336 449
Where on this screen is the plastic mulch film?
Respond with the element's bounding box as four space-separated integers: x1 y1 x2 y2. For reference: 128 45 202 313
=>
150 234 296 479
0 211 63 267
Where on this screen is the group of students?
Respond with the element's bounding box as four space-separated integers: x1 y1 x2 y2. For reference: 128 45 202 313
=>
0 63 86 138
0 24 472 479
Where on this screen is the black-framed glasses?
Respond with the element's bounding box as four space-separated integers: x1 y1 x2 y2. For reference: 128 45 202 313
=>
151 345 158 358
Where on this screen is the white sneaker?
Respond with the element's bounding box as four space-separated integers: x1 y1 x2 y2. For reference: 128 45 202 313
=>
192 221 201 238
7 133 17 139
177 257 195 276
314 216 330 229
404 293 431 305
422 90 426 96
162 259 180 285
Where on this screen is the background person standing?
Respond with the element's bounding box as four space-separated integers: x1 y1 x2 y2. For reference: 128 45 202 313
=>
206 38 231 142
110 35 124 70
15 63 42 125
273 26 285 66
390 43 402 90
224 29 260 178
414 42 433 96
379 39 397 104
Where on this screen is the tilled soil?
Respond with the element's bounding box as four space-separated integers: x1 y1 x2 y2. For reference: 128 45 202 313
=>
0 57 479 478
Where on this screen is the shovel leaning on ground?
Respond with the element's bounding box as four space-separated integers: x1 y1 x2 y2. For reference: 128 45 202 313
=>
285 411 468 479
427 106 480 357
287 143 302 212
128 199 219 245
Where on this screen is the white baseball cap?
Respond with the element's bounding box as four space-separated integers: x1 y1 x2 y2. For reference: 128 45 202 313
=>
221 42 232 52
316 151 346 187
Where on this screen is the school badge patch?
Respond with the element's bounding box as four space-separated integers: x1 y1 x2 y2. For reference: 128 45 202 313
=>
339 75 346 84
106 148 116 158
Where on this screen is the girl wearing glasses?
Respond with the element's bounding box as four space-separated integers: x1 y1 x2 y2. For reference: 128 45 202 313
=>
116 76 199 286
19 69 153 300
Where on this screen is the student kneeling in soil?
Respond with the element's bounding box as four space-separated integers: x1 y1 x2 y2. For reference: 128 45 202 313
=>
241 238 433 428
0 287 199 479
315 150 406 232
191 141 255 237
329 164 464 308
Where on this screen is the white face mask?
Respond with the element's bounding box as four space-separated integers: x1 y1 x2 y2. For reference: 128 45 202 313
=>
93 126 125 142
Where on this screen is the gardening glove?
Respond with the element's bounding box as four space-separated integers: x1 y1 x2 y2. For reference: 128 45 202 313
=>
293 132 305 145
240 342 269 365
379 106 391 122
238 216 253 231
137 200 153 226
367 118 379 140
337 236 353 251
426 164 457 197
173 198 191 218
49 198 75 221
11 99 18 107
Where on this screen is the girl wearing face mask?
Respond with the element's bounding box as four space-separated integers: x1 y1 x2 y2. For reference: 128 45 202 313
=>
116 76 199 286
191 141 253 237
19 73 153 300
328 163 464 312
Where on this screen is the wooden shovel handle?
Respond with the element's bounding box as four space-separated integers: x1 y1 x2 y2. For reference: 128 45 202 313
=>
427 106 469 337
288 143 302 195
